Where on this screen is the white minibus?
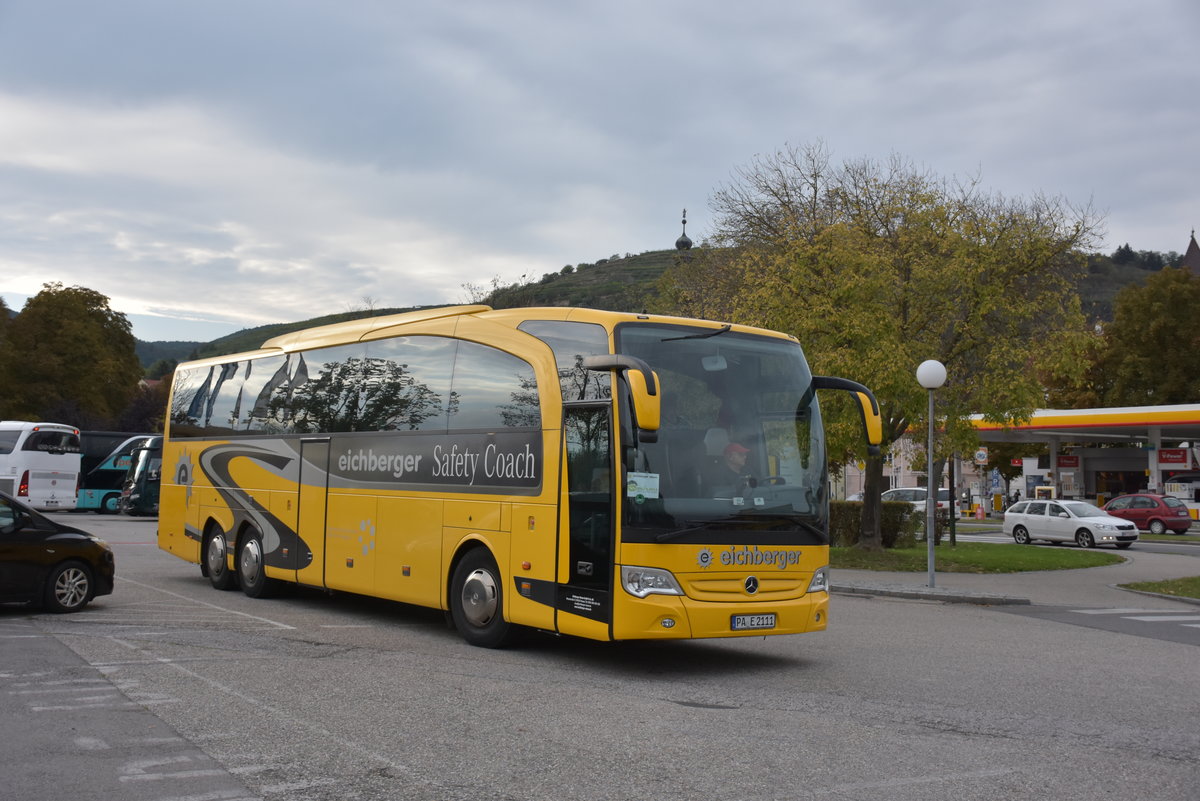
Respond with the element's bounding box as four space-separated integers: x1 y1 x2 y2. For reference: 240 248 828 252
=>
0 421 83 510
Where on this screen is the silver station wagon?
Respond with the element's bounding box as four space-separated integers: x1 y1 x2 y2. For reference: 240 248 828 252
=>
1002 500 1138 549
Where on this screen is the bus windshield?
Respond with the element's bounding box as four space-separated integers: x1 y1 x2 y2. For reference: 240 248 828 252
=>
615 323 827 545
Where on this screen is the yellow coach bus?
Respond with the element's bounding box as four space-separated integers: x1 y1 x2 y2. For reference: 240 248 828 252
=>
158 305 881 647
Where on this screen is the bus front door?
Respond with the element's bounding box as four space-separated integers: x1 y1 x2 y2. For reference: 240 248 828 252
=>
557 406 615 639
294 439 330 587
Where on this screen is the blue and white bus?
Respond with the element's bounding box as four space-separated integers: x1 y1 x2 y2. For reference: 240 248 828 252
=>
76 432 157 513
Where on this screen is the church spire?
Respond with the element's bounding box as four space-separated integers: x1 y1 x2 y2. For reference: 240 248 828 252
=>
1183 229 1200 276
675 208 693 251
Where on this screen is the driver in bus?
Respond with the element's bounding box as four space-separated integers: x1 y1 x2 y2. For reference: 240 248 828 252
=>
709 442 757 496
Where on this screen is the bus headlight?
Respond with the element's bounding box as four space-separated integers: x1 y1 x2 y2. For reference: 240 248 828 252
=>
621 566 684 598
807 567 830 594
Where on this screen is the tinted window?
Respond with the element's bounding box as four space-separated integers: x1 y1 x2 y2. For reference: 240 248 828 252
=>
1163 497 1186 508
171 337 537 438
519 320 611 402
1106 497 1130 511
449 341 540 430
1131 496 1156 509
0 431 20 454
1026 502 1047 515
364 336 457 431
1008 502 1029 514
22 430 82 453
261 340 455 434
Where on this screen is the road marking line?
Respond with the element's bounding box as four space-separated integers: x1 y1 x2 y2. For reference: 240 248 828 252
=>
1124 615 1200 622
115 576 295 629
120 769 229 782
32 701 143 711
1070 608 1176 615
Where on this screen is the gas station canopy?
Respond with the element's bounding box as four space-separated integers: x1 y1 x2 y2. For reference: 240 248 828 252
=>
972 404 1200 445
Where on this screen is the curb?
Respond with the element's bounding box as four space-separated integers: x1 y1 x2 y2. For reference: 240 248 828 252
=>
831 582 1031 606
1109 585 1200 607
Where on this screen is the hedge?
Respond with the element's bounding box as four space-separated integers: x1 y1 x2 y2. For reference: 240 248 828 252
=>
830 500 929 548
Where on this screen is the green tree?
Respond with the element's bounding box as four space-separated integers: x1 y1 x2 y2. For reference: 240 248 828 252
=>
116 380 170 432
1087 267 1200 405
1112 243 1135 264
0 283 144 427
146 358 178 380
658 142 1100 548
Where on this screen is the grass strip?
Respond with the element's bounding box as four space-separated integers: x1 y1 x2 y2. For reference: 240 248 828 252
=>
831 543 1123 573
1119 576 1200 600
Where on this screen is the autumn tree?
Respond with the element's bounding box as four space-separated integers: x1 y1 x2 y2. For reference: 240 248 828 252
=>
0 283 144 427
1081 267 1200 405
658 142 1100 548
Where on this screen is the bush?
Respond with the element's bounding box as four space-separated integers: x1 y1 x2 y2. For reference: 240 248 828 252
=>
829 501 919 548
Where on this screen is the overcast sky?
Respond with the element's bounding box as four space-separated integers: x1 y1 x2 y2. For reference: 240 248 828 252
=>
1 1 1196 343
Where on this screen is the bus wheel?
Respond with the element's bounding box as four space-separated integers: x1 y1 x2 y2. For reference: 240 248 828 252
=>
450 548 517 648
237 529 277 599
101 493 121 514
204 529 237 590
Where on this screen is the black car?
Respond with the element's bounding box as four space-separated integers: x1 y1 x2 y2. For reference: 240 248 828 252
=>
0 491 115 612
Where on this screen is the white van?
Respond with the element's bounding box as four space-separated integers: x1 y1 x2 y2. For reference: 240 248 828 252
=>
0 421 83 511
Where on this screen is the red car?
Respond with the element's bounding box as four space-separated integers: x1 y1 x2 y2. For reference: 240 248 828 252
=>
1102 493 1193 535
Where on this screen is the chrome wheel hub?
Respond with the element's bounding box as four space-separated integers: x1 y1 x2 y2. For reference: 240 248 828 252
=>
460 568 498 628
240 539 263 584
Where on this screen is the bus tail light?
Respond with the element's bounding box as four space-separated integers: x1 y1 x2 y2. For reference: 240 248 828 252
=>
18 470 29 496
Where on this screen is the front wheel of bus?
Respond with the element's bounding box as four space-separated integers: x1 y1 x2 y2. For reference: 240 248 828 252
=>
238 529 278 599
204 529 237 591
450 548 517 648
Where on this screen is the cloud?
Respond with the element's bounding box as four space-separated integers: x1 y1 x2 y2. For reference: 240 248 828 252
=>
0 0 1196 342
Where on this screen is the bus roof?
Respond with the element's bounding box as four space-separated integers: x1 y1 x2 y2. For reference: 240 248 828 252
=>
174 305 799 371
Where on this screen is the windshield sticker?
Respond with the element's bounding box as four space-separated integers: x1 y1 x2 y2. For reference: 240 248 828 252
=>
626 472 660 502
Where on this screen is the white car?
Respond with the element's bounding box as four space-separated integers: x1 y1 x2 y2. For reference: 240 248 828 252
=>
1003 499 1138 549
881 487 958 516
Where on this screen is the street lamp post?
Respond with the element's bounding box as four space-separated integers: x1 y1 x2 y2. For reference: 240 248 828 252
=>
916 359 947 588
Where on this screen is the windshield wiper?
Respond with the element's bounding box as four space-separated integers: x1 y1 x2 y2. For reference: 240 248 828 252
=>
661 324 731 342
655 523 711 543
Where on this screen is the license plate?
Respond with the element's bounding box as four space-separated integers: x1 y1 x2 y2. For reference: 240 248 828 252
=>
731 613 776 631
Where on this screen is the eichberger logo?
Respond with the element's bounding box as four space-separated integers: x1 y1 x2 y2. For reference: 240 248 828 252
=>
697 545 801 571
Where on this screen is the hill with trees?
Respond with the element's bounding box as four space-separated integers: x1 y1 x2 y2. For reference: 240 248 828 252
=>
126 239 1182 367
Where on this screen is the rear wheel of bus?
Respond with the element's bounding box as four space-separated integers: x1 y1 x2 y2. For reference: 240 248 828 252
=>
450 548 518 648
203 526 237 590
238 528 279 599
